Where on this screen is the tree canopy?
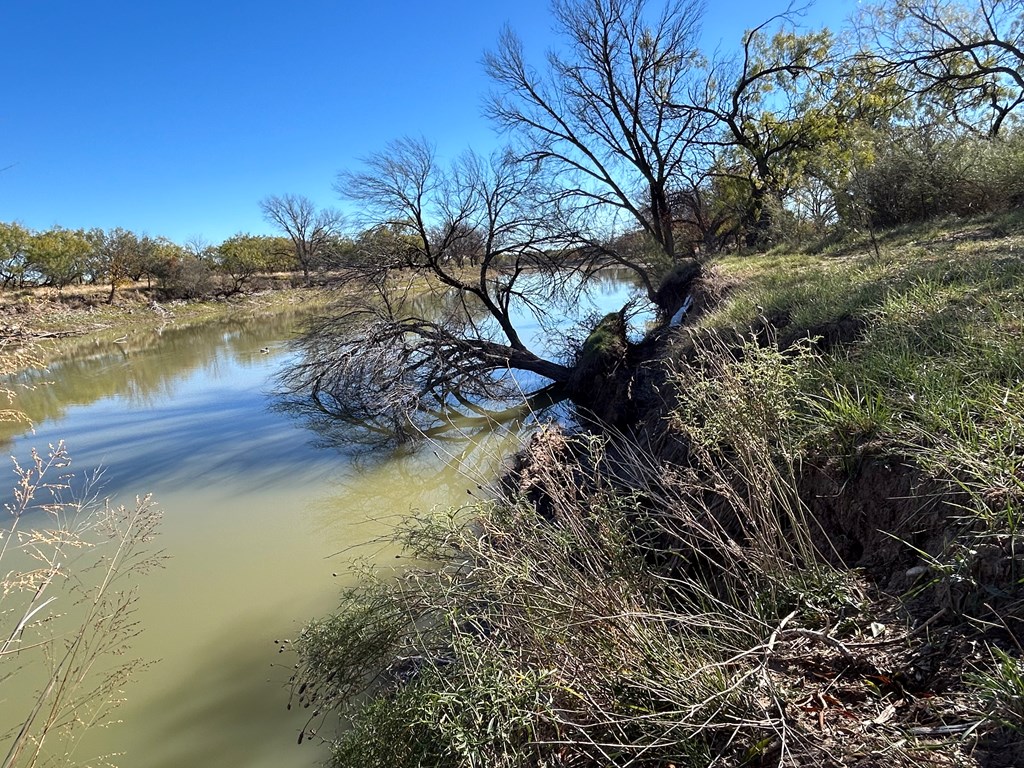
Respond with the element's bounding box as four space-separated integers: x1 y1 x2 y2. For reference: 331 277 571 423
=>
861 0 1024 136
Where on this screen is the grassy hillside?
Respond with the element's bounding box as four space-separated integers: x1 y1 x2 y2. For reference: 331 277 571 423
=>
289 214 1024 767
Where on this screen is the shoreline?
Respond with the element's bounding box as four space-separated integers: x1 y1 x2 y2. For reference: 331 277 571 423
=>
0 280 332 371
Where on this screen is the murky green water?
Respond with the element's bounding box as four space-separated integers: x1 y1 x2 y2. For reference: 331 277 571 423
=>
0 309 511 768
0 273 643 766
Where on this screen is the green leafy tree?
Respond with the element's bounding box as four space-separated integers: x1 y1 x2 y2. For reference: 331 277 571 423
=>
686 21 842 245
92 228 143 303
26 228 92 290
318 233 360 269
149 238 209 299
216 233 272 293
860 0 1024 136
125 235 166 288
260 235 299 273
353 223 423 269
0 222 30 290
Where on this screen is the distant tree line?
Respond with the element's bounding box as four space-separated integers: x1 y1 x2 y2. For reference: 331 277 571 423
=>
0 196 407 300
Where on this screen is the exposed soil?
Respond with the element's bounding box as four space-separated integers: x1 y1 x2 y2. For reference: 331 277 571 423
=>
799 453 963 587
505 254 1024 766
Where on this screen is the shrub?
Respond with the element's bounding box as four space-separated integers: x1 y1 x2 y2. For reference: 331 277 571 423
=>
155 254 216 299
847 126 1024 228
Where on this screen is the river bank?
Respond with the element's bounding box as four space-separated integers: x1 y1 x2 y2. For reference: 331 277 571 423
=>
1 289 501 768
0 279 332 370
290 212 1024 767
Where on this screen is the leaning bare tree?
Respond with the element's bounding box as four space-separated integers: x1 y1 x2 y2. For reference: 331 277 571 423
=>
259 193 345 282
485 0 712 314
281 139 586 441
859 0 1024 136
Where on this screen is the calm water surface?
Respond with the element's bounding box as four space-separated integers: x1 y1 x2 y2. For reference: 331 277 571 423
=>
1 310 507 768
0 274 644 767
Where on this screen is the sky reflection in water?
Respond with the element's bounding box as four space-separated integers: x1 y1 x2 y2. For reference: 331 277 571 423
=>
0 275 645 768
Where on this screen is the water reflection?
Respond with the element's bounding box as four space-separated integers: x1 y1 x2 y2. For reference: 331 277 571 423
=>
0 273 643 768
276 267 647 448
0 311 332 493
5 312 304 422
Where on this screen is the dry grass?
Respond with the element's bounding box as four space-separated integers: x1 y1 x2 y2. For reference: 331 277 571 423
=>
287 213 1024 767
289 335 987 767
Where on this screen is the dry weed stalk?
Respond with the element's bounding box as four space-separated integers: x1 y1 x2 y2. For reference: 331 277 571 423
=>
293 406 861 765
1 442 162 768
0 337 42 427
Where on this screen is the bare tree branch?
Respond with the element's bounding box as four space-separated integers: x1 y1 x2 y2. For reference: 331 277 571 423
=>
281 142 584 442
260 193 345 282
485 0 710 310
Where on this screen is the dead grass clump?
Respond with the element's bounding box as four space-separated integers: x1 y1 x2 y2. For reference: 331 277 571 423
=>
290 332 988 767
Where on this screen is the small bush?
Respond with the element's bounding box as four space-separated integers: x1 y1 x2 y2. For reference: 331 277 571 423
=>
155 254 216 299
848 127 1024 229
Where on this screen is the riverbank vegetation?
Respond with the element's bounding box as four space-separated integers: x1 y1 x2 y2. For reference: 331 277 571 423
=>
282 0 1024 763
289 211 1024 767
0 280 332 373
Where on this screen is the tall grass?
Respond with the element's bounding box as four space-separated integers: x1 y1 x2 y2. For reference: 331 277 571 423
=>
704 221 1024 752
0 337 41 428
0 444 163 768
289 335 901 767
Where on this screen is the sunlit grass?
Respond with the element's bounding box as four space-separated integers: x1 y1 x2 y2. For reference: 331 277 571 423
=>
290 214 1024 767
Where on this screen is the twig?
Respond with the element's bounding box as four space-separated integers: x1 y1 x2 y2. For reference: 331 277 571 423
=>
908 722 983 736
778 628 856 663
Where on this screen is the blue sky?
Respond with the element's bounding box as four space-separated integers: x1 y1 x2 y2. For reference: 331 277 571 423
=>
1 0 857 244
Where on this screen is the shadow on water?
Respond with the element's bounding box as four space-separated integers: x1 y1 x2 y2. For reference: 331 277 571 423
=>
278 379 567 458
85 615 330 768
